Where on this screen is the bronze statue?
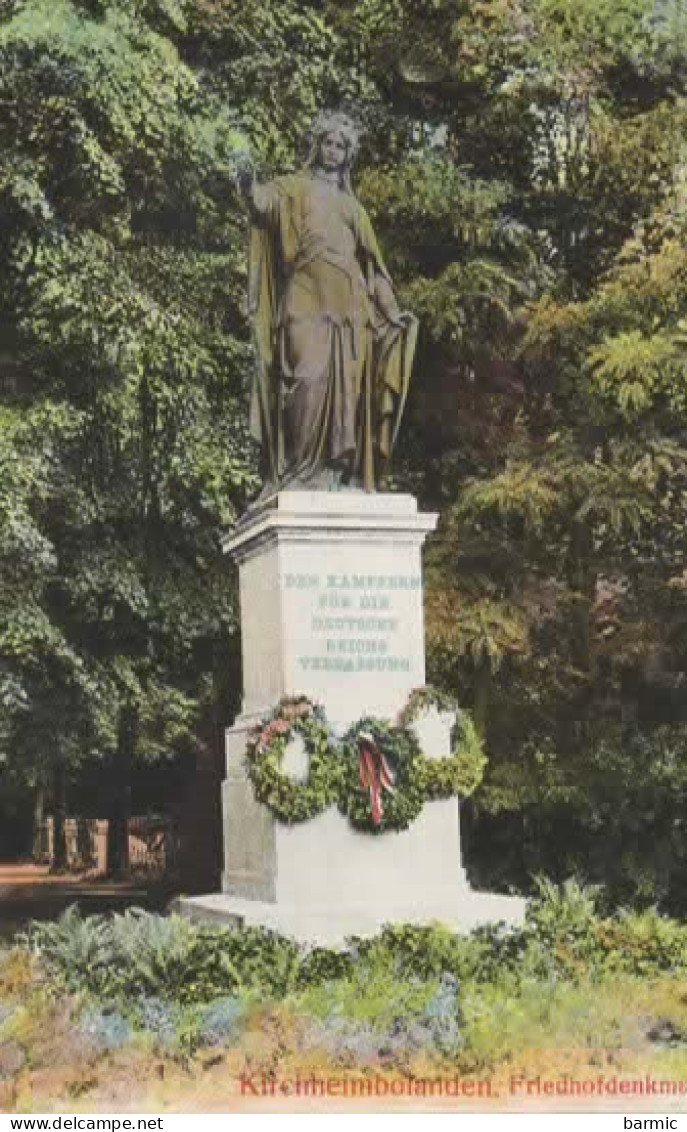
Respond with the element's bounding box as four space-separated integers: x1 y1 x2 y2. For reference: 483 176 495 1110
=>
238 112 417 497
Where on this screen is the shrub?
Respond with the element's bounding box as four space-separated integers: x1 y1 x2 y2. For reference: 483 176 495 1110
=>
354 921 517 986
296 947 354 988
194 995 246 1048
101 910 202 1001
0 1004 15 1031
418 972 463 1054
78 1007 132 1052
27 907 302 1005
301 1014 384 1067
516 880 687 982
22 907 111 994
133 997 183 1053
23 882 687 1024
192 925 300 1000
298 973 462 1068
592 907 687 978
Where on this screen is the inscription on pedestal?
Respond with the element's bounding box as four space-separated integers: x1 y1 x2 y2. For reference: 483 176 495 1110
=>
285 572 421 674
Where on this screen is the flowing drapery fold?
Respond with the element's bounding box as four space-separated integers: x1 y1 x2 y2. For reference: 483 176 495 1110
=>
248 174 416 491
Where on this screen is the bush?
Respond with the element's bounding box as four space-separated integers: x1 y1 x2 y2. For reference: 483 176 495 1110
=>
133 997 183 1054
26 907 302 1005
78 1007 132 1052
0 1004 15 1031
296 947 355 988
22 907 111 994
23 882 687 1025
194 995 246 1049
591 907 687 978
127 994 249 1056
354 922 489 983
192 924 300 1001
418 973 463 1055
297 972 462 1068
301 1014 384 1067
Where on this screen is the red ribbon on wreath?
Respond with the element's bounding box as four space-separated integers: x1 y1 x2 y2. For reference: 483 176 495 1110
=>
358 731 396 826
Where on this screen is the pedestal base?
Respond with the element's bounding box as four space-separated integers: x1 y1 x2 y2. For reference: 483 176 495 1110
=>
200 707 528 945
180 492 527 945
176 887 527 947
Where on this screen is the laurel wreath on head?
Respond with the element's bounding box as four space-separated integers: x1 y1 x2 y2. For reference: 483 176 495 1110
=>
245 687 486 831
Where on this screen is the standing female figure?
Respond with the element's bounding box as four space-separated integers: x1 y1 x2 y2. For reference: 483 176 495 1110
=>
239 112 417 497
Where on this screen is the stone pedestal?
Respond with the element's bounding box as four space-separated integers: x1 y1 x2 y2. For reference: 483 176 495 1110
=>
227 491 435 726
178 492 526 945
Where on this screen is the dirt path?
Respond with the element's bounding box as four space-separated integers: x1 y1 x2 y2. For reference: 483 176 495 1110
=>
0 862 170 941
0 862 146 893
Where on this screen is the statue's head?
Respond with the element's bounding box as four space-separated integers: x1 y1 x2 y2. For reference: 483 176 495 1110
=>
305 111 360 188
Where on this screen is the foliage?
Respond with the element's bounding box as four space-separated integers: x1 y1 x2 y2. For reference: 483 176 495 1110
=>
0 1004 15 1036
21 905 111 992
354 921 490 984
347 879 687 988
10 882 687 1087
449 183 687 901
423 712 487 800
294 946 355 988
131 996 183 1053
297 972 462 1066
18 883 687 1068
0 948 34 1000
0 0 258 830
419 973 463 1055
78 1006 132 1051
25 905 301 1004
5 975 687 1108
194 994 246 1048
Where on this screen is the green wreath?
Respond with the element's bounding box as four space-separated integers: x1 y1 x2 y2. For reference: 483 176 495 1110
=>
422 711 486 799
245 696 340 823
397 685 458 728
338 716 425 834
399 685 487 801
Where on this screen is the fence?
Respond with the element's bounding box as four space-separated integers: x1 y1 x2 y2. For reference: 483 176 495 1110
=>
41 816 179 876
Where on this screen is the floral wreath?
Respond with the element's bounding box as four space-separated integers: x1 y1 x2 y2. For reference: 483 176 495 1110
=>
244 696 340 823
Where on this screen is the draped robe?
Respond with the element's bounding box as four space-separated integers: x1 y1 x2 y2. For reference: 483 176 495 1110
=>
247 172 417 492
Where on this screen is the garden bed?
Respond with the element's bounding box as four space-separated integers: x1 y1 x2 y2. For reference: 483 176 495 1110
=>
1 882 687 1112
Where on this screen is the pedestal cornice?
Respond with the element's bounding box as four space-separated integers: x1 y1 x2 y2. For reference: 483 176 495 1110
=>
222 491 438 563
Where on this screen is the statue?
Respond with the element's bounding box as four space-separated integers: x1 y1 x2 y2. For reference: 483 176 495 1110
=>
238 111 417 499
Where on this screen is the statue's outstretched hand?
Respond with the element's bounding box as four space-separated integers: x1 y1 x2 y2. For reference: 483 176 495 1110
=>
234 153 255 197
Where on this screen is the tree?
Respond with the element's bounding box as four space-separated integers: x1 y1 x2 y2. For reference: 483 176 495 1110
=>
435 132 687 905
0 0 257 869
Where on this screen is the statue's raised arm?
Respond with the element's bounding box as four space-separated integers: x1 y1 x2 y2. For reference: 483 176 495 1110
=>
243 111 417 502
